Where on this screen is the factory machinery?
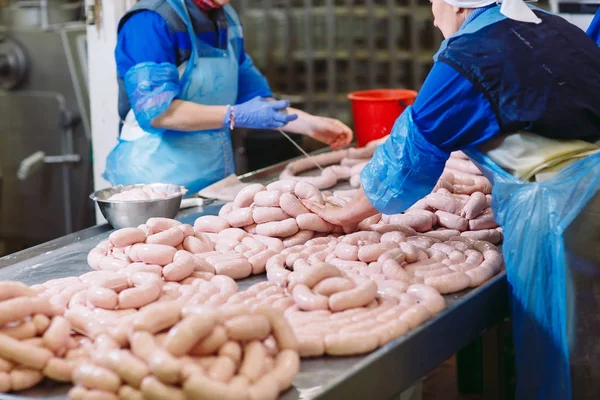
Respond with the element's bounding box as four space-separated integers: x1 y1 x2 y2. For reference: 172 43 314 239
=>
0 0 93 256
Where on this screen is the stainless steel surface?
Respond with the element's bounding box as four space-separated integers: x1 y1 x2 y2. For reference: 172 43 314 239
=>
17 152 81 180
90 183 189 230
179 197 205 210
43 154 81 163
0 25 92 255
0 158 509 400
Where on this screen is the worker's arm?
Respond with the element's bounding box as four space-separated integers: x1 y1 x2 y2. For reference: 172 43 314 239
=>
234 35 353 149
150 100 229 131
117 12 295 133
305 61 500 225
281 107 353 150
117 12 230 132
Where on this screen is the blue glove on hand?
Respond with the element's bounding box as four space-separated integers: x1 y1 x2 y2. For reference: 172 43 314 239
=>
223 97 298 130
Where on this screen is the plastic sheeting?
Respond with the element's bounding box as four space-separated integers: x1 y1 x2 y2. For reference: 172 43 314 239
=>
360 108 450 214
124 62 180 134
464 149 600 400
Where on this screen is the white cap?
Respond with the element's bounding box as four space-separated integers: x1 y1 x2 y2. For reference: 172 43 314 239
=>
443 0 542 24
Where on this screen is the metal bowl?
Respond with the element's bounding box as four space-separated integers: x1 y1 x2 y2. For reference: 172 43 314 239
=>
90 183 188 229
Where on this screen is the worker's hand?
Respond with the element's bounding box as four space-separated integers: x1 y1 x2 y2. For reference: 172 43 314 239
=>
301 200 359 234
305 116 353 150
227 97 298 130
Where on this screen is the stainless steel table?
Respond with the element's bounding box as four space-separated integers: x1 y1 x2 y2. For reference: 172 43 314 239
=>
0 159 509 400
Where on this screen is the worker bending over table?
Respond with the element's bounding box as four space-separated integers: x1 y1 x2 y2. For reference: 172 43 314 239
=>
305 1 600 399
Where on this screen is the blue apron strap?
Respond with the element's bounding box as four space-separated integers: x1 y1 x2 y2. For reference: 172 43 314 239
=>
166 0 198 82
223 5 243 39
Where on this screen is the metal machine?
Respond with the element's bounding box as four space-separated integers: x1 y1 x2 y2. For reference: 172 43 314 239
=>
0 0 93 256
551 0 599 30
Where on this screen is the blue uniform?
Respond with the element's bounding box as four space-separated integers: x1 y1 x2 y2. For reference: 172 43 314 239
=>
104 0 274 193
361 5 600 400
114 3 273 128
412 5 500 152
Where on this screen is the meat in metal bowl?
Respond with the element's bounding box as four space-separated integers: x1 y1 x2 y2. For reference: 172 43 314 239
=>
89 183 188 229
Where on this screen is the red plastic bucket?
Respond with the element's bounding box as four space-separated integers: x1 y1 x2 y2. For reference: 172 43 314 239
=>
348 89 418 147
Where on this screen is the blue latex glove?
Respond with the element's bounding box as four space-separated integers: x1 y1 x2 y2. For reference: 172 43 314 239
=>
223 97 298 130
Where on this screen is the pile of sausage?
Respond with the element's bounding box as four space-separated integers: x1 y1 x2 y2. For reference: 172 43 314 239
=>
0 281 88 392
287 283 444 357
108 186 184 201
197 180 341 246
263 233 503 295
221 280 443 357
277 137 493 196
0 224 503 395
292 149 500 244
279 141 381 190
67 303 300 400
86 218 265 280
0 145 507 396
436 151 492 195
323 188 502 245
32 273 237 340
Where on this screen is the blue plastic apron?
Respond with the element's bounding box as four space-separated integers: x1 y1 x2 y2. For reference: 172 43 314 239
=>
104 0 239 193
464 148 600 400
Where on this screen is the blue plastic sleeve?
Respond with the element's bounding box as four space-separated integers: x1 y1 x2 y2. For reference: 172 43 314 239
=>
360 108 450 214
124 62 181 134
236 54 273 104
115 11 177 79
463 149 600 400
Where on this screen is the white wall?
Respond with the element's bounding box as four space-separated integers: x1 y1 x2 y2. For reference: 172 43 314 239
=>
86 0 137 224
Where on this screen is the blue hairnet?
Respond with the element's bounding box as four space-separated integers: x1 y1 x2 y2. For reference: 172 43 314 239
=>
361 108 450 215
124 62 180 134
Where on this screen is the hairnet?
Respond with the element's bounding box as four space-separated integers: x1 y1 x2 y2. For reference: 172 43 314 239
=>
443 0 542 24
